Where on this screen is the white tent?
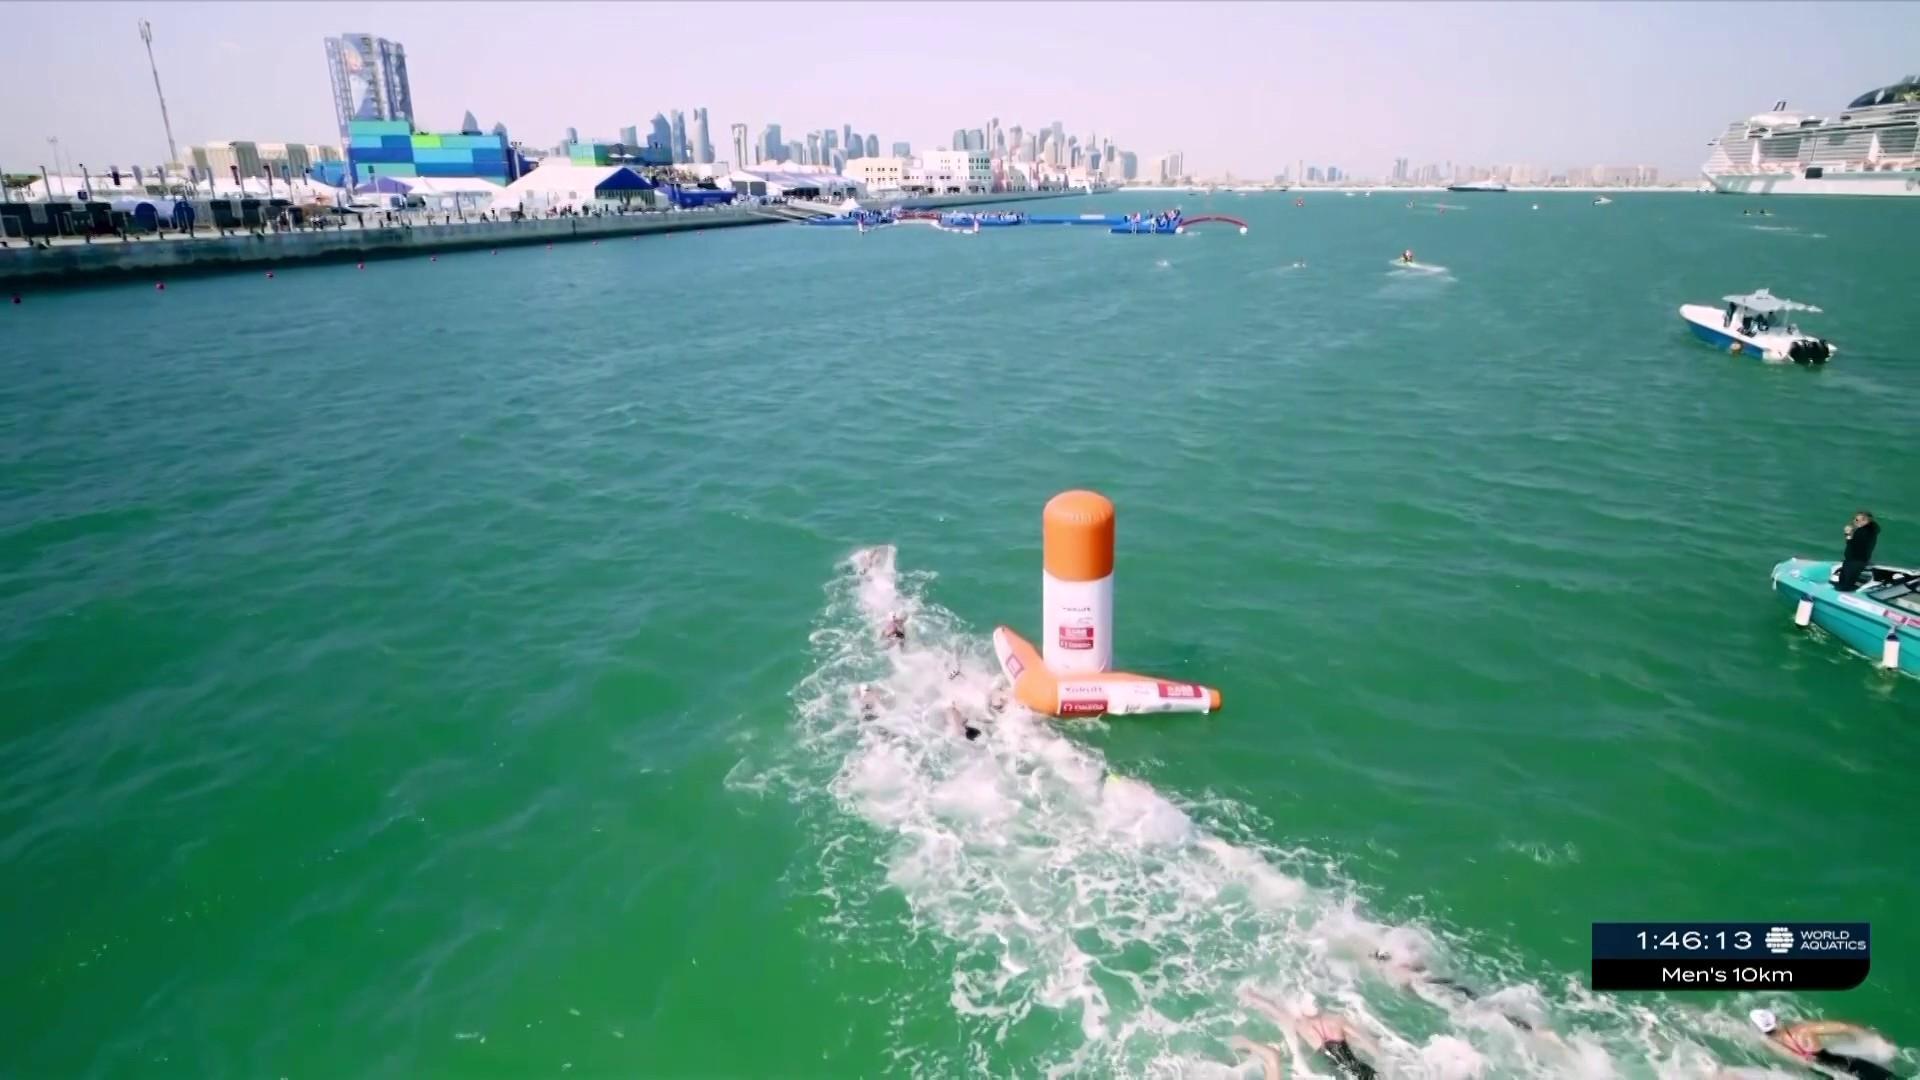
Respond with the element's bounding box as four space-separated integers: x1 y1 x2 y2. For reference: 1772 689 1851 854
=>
490 163 657 214
724 168 861 199
351 175 502 213
18 174 342 204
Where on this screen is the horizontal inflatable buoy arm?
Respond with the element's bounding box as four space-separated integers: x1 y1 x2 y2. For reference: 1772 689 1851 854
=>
994 627 1221 717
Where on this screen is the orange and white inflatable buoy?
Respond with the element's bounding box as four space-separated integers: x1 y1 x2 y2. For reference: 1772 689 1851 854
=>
1043 490 1116 674
999 490 1222 718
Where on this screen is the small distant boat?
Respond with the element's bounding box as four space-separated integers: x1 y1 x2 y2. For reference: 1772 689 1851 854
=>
1531 203 1540 210
1678 288 1835 363
1593 195 1614 205
1771 558 1920 674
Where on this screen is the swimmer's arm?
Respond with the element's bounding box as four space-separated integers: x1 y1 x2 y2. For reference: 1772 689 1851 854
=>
1238 989 1291 1028
1228 1036 1286 1079
1796 1020 1870 1038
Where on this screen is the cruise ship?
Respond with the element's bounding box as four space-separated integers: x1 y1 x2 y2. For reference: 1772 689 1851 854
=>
1702 74 1920 196
1446 180 1508 193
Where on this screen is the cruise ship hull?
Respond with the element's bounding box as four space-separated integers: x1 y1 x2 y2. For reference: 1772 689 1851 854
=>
1707 170 1920 197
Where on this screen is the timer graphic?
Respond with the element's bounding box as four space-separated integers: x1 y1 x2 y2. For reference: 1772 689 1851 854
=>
1592 923 1870 992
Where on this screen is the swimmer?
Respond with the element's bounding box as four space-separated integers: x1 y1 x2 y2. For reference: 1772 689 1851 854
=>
1751 1009 1899 1079
986 688 1009 715
1242 989 1382 1079
944 704 983 742
1227 1035 1288 1078
854 683 886 721
879 611 907 647
1367 950 1545 1034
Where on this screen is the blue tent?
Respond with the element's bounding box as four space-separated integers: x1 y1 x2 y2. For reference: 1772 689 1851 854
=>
594 168 656 194
354 175 416 195
663 183 736 208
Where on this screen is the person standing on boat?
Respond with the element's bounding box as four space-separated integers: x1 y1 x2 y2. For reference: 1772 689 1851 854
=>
1835 511 1879 592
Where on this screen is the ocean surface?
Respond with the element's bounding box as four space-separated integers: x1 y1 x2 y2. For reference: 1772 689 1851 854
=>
3 191 1916 1079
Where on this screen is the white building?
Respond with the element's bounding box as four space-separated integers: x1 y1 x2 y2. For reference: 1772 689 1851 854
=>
844 156 910 193
920 149 992 193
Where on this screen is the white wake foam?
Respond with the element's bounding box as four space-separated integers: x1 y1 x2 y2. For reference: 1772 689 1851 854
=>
726 546 1897 1077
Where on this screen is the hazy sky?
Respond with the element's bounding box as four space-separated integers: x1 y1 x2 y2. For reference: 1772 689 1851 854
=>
4 1 1916 178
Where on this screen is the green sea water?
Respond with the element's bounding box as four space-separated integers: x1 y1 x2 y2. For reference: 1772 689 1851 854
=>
3 192 1916 1079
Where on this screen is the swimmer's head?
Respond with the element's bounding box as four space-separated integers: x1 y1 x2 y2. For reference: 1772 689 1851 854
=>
856 683 869 696
1750 1008 1778 1034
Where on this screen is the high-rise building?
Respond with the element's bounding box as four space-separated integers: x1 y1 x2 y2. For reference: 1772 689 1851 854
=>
806 131 821 165
1307 166 1322 183
1164 151 1184 182
864 134 878 158
892 141 912 157
669 110 688 163
324 34 413 142
1392 157 1408 182
1120 151 1138 181
842 124 854 153
759 123 783 163
821 128 838 158
830 149 846 172
846 130 863 160
651 115 672 159
986 117 1000 156
731 123 750 167
691 108 713 164
786 140 804 163
565 126 579 145
965 129 984 151
620 125 639 150
951 128 968 151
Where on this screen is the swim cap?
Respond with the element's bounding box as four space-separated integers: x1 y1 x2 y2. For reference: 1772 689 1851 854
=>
856 683 869 695
1750 1008 1778 1033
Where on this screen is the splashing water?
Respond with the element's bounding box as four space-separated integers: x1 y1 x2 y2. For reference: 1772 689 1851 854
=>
728 547 1895 1078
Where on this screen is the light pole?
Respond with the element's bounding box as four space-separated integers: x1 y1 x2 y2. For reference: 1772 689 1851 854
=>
138 20 181 169
47 137 65 194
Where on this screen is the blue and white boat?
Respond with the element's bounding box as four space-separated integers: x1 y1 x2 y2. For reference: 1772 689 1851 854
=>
1771 558 1920 674
1678 289 1835 363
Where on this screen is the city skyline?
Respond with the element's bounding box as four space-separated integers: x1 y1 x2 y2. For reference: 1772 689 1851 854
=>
3 0 1917 180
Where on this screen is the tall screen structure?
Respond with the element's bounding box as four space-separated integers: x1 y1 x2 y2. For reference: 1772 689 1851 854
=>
326 34 414 141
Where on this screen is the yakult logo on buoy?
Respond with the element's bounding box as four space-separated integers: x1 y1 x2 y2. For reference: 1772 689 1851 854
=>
1059 625 1096 650
1156 682 1202 699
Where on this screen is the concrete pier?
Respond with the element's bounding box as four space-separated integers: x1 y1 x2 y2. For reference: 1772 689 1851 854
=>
0 189 1091 288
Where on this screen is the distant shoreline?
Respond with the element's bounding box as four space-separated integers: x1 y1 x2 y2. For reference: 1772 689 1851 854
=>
1119 184 1703 194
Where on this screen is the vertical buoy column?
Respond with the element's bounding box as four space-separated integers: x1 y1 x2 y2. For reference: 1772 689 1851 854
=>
1042 490 1115 675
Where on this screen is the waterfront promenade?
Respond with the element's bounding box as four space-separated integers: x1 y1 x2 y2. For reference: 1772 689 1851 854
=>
0 189 1083 288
